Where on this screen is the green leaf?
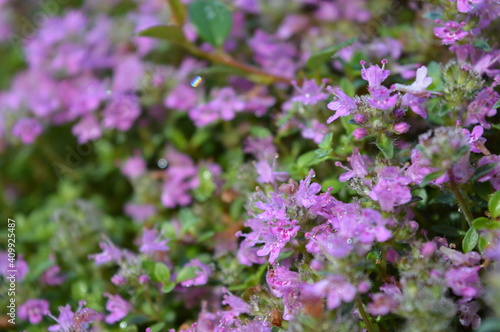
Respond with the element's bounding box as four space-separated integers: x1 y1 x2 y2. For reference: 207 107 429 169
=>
471 162 498 181
318 132 333 150
473 217 500 230
339 78 355 97
161 281 176 293
138 25 187 45
477 319 500 332
188 0 232 47
462 227 479 252
167 0 187 26
474 39 491 52
419 171 445 187
154 263 171 283
306 37 357 69
142 260 156 278
426 61 443 91
375 133 394 159
493 99 500 109
478 235 488 253
150 322 166 332
489 190 500 219
176 266 198 283
297 150 317 168
193 65 247 77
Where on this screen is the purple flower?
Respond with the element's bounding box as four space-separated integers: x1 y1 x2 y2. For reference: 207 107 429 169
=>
331 204 392 245
434 20 468 45
476 154 500 190
367 284 401 316
19 299 49 324
360 59 390 87
456 0 484 13
458 301 481 328
294 170 322 208
367 86 398 110
48 305 75 332
266 266 303 320
41 265 66 286
445 266 482 300
164 83 198 111
88 237 122 265
300 119 328 144
0 252 29 281
72 114 102 144
189 103 219 127
104 293 132 324
463 125 487 154
440 247 481 266
326 87 357 123
405 148 434 184
466 87 499 129
291 79 328 105
256 221 300 264
336 148 372 182
124 203 156 223
180 259 212 287
102 95 141 131
221 288 250 316
161 148 199 208
111 274 127 286
255 159 288 185
12 118 43 144
369 167 412 211
48 301 98 332
121 154 146 180
302 275 356 310
139 228 169 255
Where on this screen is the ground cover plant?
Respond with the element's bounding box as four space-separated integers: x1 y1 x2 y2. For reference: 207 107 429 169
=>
1 0 500 331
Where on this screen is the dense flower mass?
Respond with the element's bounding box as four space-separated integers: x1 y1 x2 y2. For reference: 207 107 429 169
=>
2 0 500 331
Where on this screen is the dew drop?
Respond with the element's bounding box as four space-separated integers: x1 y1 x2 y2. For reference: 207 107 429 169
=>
190 76 203 87
203 170 212 179
158 158 168 169
347 238 353 244
419 255 424 258
119 322 128 329
305 93 311 98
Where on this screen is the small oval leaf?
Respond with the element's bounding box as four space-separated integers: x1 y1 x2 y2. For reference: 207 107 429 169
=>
488 190 500 219
473 217 500 230
188 0 232 47
462 227 479 253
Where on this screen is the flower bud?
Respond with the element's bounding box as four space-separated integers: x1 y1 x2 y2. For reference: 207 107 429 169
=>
393 122 410 134
353 128 368 140
354 114 367 124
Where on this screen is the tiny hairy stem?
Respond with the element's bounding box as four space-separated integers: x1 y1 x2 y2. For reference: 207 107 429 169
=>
447 168 473 227
356 296 376 332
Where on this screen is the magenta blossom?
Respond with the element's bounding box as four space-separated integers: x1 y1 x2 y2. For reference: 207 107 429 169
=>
180 259 212 287
434 20 468 45
369 167 412 211
19 299 49 324
104 293 132 324
12 117 43 144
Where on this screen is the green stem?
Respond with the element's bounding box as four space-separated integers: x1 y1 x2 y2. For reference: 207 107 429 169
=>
356 296 376 332
184 43 292 84
447 168 473 227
